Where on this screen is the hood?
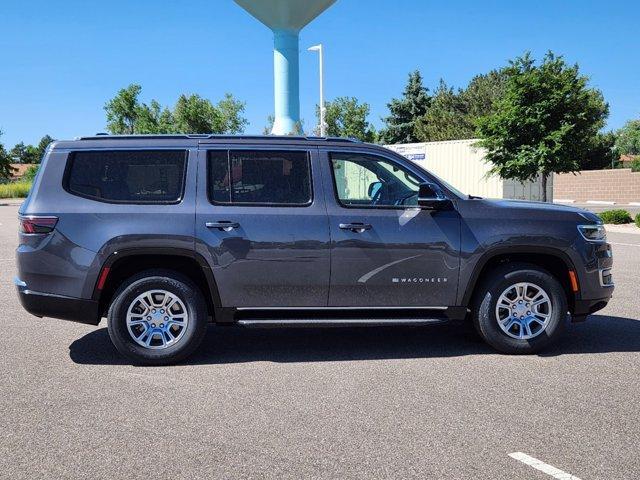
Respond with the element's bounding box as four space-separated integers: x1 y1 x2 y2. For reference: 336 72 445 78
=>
475 198 601 223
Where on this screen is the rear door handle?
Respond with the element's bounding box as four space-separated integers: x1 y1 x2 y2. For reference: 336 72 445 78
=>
206 221 240 232
339 222 372 233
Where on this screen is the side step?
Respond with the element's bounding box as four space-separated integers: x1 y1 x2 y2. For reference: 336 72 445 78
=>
237 318 448 328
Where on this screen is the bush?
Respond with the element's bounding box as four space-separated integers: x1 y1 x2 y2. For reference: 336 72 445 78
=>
598 209 633 224
0 181 32 199
23 165 39 181
631 158 640 173
636 213 640 228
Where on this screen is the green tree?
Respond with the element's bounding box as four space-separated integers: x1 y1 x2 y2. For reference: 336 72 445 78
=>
462 70 508 120
136 100 175 134
380 70 430 144
615 119 640 155
414 71 506 142
580 132 618 170
35 135 55 162
476 52 609 202
263 115 275 135
104 84 142 134
318 97 376 142
415 80 473 141
9 142 39 164
173 94 221 134
105 85 248 135
0 131 12 180
216 93 249 134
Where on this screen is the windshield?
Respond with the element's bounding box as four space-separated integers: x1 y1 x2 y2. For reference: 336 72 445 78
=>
385 149 468 199
428 172 467 198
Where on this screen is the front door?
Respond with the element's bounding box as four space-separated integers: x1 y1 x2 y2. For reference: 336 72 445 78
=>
321 149 461 307
195 147 330 308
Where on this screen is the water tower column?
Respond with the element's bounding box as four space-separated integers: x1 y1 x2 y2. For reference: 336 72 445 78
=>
273 30 300 135
234 0 337 135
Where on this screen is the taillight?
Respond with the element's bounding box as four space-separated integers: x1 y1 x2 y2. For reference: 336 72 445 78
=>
19 216 58 234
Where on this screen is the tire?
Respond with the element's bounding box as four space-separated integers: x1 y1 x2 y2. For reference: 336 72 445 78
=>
472 263 568 354
107 269 208 365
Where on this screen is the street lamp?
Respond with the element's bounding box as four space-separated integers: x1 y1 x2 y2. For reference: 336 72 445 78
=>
308 44 326 137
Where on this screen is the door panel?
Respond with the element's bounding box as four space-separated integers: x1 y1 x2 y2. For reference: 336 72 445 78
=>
321 149 461 307
195 147 330 308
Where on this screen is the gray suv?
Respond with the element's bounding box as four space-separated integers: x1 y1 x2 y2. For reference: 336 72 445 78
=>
16 135 614 364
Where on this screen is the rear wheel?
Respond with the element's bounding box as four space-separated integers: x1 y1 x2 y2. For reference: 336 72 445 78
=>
472 263 568 354
107 270 208 365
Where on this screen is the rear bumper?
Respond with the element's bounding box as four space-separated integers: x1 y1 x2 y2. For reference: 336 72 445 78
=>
15 278 100 326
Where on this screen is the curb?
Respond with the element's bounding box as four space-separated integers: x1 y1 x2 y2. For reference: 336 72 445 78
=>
553 200 640 207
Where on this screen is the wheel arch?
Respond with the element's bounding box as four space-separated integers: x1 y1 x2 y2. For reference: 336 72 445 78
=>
462 246 579 313
92 248 221 317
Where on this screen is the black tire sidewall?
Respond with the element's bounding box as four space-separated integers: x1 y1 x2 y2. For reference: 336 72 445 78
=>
107 273 207 365
474 266 568 354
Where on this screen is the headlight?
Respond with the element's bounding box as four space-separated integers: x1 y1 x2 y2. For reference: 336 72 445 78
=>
578 224 606 242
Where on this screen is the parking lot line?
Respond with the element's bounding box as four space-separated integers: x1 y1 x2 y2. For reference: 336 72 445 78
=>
509 452 582 479
611 242 640 247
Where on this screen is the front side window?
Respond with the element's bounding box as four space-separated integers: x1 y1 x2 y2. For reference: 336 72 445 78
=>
330 153 422 207
208 150 312 206
65 150 187 203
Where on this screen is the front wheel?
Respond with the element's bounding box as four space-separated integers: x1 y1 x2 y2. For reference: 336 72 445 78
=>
107 270 208 365
473 263 568 354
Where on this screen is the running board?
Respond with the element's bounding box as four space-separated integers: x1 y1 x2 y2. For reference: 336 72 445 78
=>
237 318 448 328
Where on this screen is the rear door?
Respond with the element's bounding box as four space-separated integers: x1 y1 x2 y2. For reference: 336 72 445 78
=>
320 148 461 307
195 145 330 308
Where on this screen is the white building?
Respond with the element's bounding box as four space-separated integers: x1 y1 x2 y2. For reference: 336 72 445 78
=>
386 139 552 201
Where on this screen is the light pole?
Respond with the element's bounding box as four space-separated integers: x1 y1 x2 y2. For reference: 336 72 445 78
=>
308 44 326 137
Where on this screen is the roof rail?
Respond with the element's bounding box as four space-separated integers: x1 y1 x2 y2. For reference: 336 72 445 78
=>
76 134 362 143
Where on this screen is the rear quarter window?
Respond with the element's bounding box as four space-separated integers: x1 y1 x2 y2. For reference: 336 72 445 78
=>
64 150 187 204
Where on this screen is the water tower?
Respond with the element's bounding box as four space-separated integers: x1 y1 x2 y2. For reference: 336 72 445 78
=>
234 0 337 135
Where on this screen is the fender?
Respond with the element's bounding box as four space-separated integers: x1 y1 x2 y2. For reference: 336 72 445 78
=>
90 247 222 309
460 244 580 307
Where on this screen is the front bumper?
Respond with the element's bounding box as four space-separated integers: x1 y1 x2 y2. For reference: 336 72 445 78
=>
15 278 101 326
573 297 611 318
571 267 613 322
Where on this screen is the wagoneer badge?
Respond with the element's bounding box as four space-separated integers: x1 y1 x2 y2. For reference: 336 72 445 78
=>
392 277 448 283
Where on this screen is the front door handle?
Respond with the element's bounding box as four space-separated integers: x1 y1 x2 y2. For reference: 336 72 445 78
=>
339 222 372 233
206 221 240 232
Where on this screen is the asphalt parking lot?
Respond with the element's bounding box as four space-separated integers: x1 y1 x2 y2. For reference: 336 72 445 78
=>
1 203 639 480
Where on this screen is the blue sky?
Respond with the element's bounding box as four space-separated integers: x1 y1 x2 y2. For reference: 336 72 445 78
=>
1 0 638 147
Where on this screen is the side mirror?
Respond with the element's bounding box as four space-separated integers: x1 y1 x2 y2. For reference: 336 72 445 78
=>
418 182 452 210
368 181 382 199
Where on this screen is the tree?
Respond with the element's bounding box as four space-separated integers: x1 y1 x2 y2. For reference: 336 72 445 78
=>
415 80 474 141
379 70 430 144
9 142 39 164
580 132 618 170
136 100 175 134
104 85 248 135
318 97 376 142
35 135 55 162
0 131 12 180
615 119 640 155
173 94 222 134
216 93 248 134
476 52 609 201
104 84 142 134
414 71 506 142
462 70 508 120
263 115 275 135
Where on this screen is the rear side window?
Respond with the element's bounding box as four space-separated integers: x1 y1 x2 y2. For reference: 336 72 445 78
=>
65 150 187 204
208 150 312 206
